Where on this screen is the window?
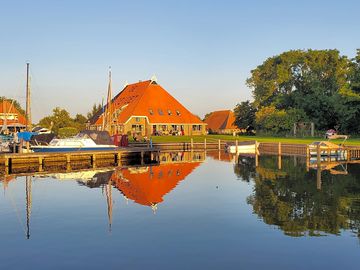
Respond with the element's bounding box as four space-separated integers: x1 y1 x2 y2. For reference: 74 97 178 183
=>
192 125 202 131
167 109 172 115
149 109 154 115
158 108 164 115
135 117 141 122
176 110 181 116
132 125 143 132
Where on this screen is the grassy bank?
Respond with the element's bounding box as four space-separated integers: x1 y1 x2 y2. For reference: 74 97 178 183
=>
132 135 360 146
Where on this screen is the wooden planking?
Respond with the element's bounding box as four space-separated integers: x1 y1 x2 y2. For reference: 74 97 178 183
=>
0 147 160 175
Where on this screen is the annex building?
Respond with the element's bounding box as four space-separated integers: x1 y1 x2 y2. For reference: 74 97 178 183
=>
204 110 239 134
0 100 26 132
88 79 206 137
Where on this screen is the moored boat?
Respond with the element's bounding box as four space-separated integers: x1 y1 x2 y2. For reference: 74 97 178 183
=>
308 141 346 157
31 131 117 152
225 141 256 154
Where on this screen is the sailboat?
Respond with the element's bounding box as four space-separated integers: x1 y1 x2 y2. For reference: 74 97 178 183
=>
31 67 117 152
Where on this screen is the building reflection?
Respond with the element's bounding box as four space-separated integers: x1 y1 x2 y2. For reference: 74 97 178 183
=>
0 151 205 238
206 150 234 163
234 155 360 238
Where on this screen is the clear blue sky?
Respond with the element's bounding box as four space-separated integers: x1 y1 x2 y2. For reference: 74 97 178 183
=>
1 0 359 121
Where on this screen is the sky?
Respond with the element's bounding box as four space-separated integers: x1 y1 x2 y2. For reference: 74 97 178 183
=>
0 0 359 122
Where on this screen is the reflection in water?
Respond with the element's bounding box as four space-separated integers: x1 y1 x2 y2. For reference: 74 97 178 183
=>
234 155 360 238
0 151 205 238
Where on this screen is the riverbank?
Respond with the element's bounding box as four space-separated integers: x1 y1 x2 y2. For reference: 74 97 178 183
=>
134 135 360 145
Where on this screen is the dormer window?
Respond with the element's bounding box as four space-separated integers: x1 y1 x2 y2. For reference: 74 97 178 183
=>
149 109 154 115
167 109 172 116
176 110 181 116
158 109 164 115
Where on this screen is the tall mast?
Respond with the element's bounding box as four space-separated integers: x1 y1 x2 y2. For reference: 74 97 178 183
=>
105 66 113 134
25 63 32 131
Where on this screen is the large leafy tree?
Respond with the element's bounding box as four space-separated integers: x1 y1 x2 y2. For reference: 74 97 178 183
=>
233 100 257 130
246 49 359 132
38 107 87 135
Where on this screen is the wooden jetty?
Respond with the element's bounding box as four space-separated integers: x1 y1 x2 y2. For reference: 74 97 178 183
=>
0 147 160 175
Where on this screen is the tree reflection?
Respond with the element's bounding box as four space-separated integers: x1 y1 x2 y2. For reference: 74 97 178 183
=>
234 155 360 237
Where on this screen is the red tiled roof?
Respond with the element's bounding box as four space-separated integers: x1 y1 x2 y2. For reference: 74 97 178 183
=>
0 100 26 126
93 80 204 125
204 110 238 131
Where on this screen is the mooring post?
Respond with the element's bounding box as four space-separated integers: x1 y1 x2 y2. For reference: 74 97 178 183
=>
316 144 321 189
218 140 221 150
4 157 10 175
191 138 194 149
38 157 44 172
204 138 206 150
278 142 282 156
235 140 238 154
141 151 144 165
255 141 260 155
92 154 96 168
117 153 122 166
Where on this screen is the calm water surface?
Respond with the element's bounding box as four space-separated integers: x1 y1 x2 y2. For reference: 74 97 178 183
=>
1 151 360 269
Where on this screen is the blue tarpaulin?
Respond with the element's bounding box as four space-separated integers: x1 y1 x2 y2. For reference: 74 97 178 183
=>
17 132 37 142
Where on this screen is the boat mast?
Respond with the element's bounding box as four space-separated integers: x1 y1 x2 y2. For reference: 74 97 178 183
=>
25 63 32 132
105 66 113 134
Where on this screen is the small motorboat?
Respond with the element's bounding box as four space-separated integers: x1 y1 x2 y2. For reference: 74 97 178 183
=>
31 131 117 152
225 140 256 154
308 141 345 157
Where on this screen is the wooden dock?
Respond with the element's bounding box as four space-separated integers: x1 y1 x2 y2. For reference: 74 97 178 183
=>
0 147 160 175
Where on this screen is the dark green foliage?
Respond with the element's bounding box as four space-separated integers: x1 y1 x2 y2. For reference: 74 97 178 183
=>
38 107 87 136
87 103 102 120
235 156 360 237
246 49 360 134
233 101 257 129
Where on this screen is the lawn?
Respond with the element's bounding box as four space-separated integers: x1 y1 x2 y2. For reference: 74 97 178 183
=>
132 134 360 145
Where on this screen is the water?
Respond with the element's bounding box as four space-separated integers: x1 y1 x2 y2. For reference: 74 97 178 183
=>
1 151 360 269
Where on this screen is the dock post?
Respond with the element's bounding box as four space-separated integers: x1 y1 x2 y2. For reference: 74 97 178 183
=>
141 151 144 165
204 138 206 150
66 154 71 163
278 142 282 156
218 140 221 150
306 145 310 172
38 157 44 172
316 144 321 189
255 141 260 155
66 154 71 171
92 154 97 168
117 153 122 166
4 157 11 175
191 138 193 149
235 140 238 154
277 142 282 169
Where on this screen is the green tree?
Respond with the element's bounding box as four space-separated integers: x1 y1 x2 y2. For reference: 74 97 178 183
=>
38 107 80 135
233 100 257 130
247 49 354 132
87 103 102 120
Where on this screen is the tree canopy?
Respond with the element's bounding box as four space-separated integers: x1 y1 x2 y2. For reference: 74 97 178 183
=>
241 49 360 134
38 107 87 136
